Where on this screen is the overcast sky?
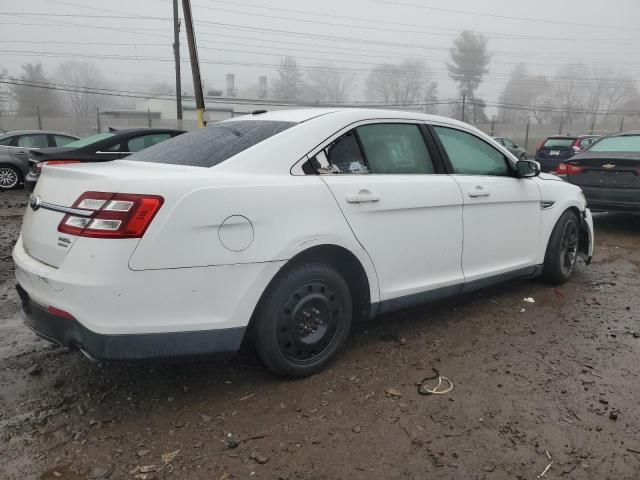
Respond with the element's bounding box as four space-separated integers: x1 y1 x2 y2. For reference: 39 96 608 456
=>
1 0 640 106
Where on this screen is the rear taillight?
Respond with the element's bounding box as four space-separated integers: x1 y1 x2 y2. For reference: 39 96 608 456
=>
58 191 163 239
36 160 81 174
556 163 584 175
47 305 76 320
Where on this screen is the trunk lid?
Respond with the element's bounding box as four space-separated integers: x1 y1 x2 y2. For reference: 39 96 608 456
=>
566 152 640 188
21 160 198 268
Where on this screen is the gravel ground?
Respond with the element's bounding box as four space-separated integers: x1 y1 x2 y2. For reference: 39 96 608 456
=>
1 188 639 480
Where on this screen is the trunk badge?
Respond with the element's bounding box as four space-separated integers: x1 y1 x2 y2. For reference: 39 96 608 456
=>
602 164 616 170
29 195 42 211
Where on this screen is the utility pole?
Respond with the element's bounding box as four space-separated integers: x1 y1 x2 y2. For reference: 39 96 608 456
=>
36 105 42 130
96 106 101 133
461 94 466 123
490 115 495 136
182 0 205 128
147 107 152 128
524 116 531 153
620 114 625 132
172 0 183 128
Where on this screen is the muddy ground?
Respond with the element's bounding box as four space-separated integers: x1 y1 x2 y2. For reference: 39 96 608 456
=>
0 188 639 480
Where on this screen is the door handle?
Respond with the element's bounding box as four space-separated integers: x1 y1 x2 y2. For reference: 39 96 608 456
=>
468 186 491 198
346 189 380 203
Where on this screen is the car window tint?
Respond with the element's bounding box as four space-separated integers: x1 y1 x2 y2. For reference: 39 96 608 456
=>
325 131 368 174
64 132 115 148
54 135 77 147
356 123 434 174
17 134 49 148
589 135 640 152
130 121 295 167
542 138 574 149
104 142 123 152
0 137 13 146
127 133 172 153
434 126 510 176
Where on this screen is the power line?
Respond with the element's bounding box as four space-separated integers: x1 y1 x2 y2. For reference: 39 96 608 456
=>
3 48 638 92
3 77 637 115
371 0 640 32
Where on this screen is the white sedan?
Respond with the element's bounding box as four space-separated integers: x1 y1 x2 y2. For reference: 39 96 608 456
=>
13 109 593 377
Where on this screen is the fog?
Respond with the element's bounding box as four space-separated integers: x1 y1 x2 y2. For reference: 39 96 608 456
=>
1 0 640 118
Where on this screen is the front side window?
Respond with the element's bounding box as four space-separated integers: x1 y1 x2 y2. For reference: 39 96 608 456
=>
17 134 49 148
356 123 434 174
434 126 510 176
127 133 172 153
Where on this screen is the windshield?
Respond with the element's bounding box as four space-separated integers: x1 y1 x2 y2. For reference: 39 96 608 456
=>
130 120 296 167
542 138 575 149
589 135 640 152
63 132 115 148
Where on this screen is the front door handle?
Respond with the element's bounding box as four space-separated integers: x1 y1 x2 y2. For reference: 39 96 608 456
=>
346 189 380 203
468 186 491 198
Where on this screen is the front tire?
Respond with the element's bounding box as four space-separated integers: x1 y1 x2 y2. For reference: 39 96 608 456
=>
0 165 21 191
541 210 580 284
252 262 352 378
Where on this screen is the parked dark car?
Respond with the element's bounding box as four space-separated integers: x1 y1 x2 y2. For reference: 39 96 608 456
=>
25 128 185 192
0 130 80 191
535 135 600 173
493 137 528 159
558 131 640 213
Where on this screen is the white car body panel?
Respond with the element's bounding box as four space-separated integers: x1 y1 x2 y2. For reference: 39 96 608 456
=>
12 108 594 361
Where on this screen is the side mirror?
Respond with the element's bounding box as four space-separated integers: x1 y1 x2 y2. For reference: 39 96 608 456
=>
516 159 540 178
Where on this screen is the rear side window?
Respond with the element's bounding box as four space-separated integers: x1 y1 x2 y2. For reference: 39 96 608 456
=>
589 135 640 152
130 121 295 167
127 133 172 153
434 126 510 176
543 138 575 149
53 135 77 147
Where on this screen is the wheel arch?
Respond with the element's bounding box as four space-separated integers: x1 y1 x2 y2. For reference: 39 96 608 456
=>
248 244 377 331
541 203 584 261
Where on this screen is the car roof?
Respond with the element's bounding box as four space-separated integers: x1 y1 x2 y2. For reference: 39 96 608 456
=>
604 130 640 137
105 128 185 135
223 107 475 129
0 130 79 138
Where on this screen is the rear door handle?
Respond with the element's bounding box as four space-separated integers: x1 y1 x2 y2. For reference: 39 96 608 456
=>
346 189 380 203
468 186 491 198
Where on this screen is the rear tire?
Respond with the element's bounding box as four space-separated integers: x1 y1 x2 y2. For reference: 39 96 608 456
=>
0 165 21 191
541 210 580 284
252 262 352 378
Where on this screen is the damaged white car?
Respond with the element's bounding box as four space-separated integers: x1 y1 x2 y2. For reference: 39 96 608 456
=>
14 109 593 377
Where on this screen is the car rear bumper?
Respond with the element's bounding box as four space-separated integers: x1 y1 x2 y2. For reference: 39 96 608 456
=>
581 186 640 213
12 235 286 358
17 284 245 360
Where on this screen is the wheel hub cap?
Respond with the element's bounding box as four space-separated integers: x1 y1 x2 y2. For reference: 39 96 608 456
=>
0 168 18 188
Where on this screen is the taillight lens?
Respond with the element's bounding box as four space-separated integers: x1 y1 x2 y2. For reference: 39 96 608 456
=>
556 163 584 175
58 191 163 238
36 159 81 174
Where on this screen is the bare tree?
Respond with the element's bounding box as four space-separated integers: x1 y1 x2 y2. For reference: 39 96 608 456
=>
11 63 61 116
272 56 304 101
305 64 357 103
551 64 589 125
366 60 436 105
498 64 550 123
57 60 106 117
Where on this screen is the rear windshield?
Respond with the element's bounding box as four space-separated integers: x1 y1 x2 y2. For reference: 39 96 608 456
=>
64 132 115 148
542 138 575 149
589 135 640 152
130 120 296 167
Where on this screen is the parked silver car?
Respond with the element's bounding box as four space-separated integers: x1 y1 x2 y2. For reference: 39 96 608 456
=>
0 130 79 190
493 137 528 160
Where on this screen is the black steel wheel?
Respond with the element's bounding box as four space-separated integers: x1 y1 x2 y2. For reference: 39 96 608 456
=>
253 263 352 378
542 210 580 284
